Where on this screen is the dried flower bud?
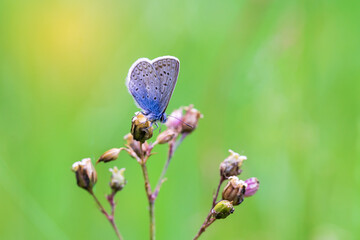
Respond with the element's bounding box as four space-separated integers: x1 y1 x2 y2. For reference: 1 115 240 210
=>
155 129 178 145
72 158 97 192
222 176 247 206
211 200 235 219
181 105 203 134
97 148 123 163
131 112 153 143
109 167 127 192
244 177 259 197
124 133 149 159
166 108 183 130
220 150 247 178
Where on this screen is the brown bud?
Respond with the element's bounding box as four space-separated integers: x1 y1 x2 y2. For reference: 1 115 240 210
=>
72 158 97 192
131 112 153 143
220 150 247 178
155 129 178 145
211 200 235 219
222 176 246 206
181 105 203 134
124 133 149 159
109 167 127 192
97 148 123 163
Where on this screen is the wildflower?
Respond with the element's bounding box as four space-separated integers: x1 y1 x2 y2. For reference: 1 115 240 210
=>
222 176 246 206
220 150 247 178
131 112 153 143
211 200 235 219
109 167 127 193
244 177 259 197
72 158 97 192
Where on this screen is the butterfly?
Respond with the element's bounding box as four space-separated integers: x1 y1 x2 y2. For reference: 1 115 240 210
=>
126 56 180 124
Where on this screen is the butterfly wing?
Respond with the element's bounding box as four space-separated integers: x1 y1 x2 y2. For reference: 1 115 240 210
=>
126 58 163 116
151 56 180 114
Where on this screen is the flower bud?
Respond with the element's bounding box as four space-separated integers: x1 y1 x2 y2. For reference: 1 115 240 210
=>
222 176 246 206
72 158 97 192
166 108 183 130
244 177 259 197
97 148 123 163
109 167 127 192
181 105 203 134
155 129 178 145
220 150 247 178
124 133 149 159
131 112 153 143
211 200 235 219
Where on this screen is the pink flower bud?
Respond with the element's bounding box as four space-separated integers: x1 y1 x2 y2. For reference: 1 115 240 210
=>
166 108 183 130
244 177 259 197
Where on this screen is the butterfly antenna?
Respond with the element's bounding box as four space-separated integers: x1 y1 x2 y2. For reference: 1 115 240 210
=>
168 115 194 129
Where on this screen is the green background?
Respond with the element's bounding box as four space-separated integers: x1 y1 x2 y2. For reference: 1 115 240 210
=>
0 0 359 239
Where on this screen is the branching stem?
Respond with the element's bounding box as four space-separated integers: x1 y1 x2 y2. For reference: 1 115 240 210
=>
89 190 123 240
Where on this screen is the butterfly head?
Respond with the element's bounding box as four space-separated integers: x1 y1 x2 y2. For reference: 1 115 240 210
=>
159 113 167 124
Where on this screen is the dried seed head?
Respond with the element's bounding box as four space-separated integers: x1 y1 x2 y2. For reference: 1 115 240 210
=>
181 105 203 134
166 108 183 131
109 167 127 192
244 177 260 197
97 148 122 163
155 129 178 145
222 176 247 206
220 150 247 178
72 158 97 192
131 112 153 143
211 200 235 219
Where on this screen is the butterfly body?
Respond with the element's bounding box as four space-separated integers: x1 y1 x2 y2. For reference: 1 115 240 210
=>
126 56 180 123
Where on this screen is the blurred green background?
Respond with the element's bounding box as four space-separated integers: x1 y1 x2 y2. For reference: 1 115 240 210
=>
0 0 359 239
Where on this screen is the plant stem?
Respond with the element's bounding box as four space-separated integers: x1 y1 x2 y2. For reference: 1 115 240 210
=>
153 134 187 198
193 212 216 240
90 190 123 240
139 134 187 240
212 176 225 208
149 200 155 240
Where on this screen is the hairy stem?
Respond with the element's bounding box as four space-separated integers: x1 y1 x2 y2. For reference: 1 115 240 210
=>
90 190 123 240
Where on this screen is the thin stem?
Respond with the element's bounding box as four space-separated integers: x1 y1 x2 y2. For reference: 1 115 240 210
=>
139 142 155 240
139 134 187 240
153 134 187 198
212 176 225 208
149 200 155 240
193 212 216 240
89 190 123 240
140 162 152 199
194 175 225 239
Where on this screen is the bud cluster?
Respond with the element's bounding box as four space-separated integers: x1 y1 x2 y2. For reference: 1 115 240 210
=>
166 104 203 135
207 149 260 222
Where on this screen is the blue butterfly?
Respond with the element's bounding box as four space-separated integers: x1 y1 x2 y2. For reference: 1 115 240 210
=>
126 56 180 124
